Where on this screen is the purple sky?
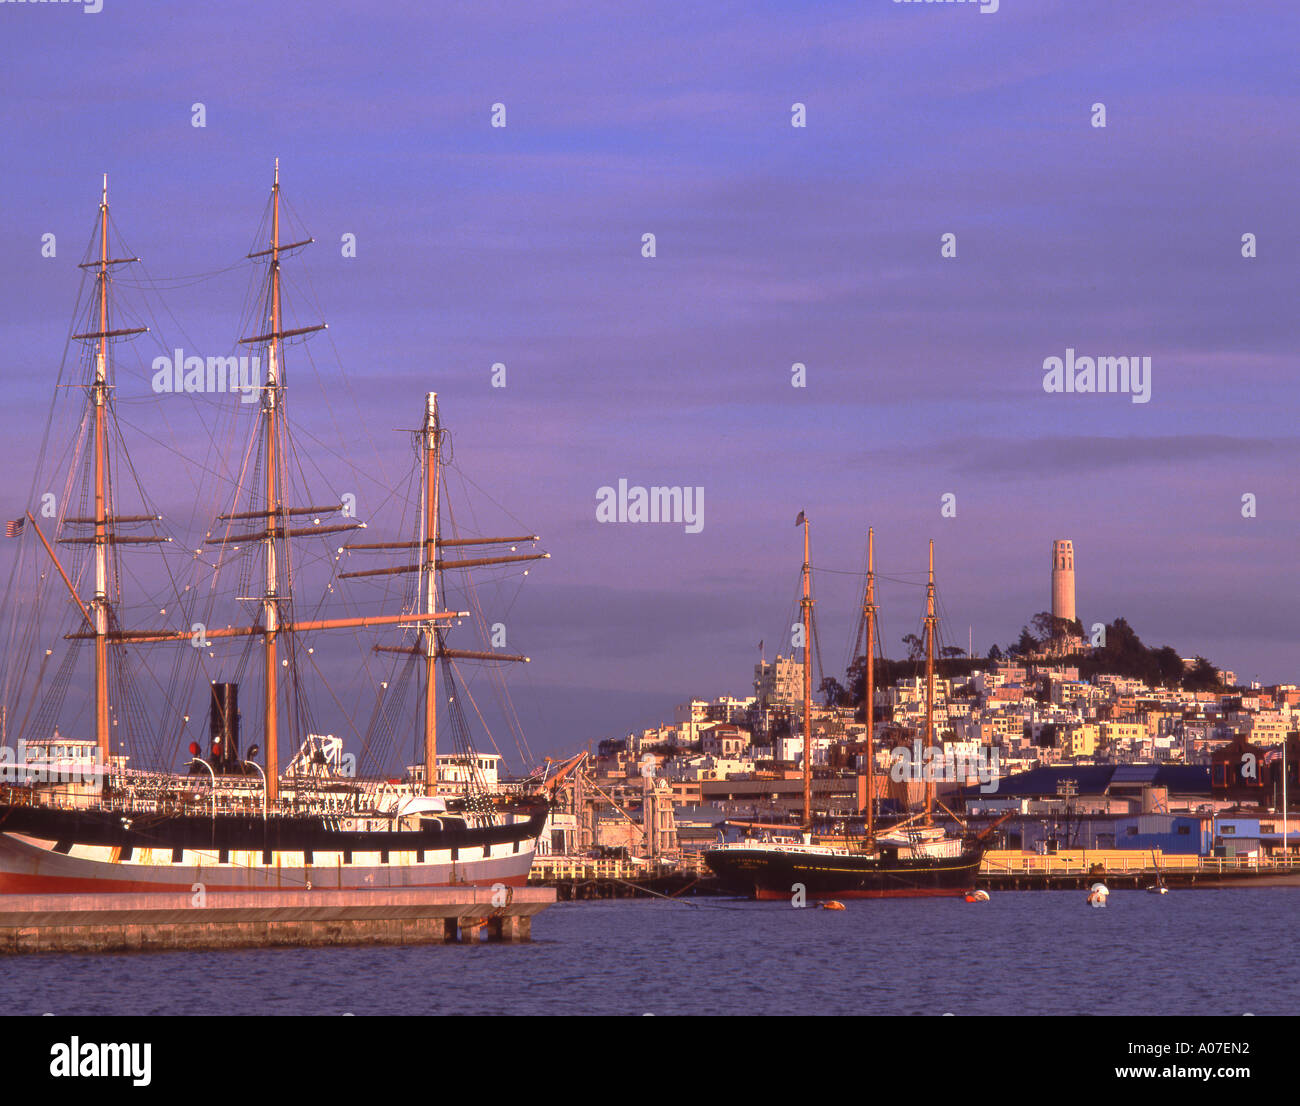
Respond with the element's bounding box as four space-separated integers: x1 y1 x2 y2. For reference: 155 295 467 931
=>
2 1 1298 770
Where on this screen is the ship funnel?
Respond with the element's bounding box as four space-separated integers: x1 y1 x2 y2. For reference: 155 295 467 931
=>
209 682 240 771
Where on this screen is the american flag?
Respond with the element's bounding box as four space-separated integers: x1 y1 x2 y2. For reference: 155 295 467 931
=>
4 518 23 538
794 510 806 527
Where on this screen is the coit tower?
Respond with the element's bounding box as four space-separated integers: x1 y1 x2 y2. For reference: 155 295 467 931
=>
1051 539 1076 623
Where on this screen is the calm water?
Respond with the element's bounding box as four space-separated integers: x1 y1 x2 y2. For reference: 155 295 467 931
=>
2 889 1293 1016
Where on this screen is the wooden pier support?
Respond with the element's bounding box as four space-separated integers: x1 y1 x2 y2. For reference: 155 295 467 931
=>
0 886 554 954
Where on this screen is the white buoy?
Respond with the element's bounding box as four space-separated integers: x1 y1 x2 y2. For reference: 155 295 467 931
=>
1087 882 1108 907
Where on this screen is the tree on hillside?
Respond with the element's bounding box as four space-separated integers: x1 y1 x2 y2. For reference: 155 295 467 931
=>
1154 645 1184 687
1032 611 1081 645
1009 627 1039 658
1182 656 1220 691
819 676 848 707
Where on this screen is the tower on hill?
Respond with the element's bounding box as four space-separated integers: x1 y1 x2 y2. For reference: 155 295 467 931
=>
1051 539 1076 623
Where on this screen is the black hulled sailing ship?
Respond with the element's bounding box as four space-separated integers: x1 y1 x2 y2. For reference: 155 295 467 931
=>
0 168 552 893
704 522 997 899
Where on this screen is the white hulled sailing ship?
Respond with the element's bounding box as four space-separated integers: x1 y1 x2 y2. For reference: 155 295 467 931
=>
0 167 555 893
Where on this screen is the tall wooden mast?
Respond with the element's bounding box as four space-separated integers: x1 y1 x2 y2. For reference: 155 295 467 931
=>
800 512 813 830
863 527 876 843
92 176 111 766
337 393 545 790
262 160 284 803
68 169 474 796
67 177 147 771
422 392 441 795
923 538 937 826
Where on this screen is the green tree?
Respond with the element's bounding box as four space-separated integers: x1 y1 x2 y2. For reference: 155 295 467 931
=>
819 676 847 707
1182 656 1220 691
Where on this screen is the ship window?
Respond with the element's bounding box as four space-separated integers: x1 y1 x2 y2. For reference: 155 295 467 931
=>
218 848 229 863
343 850 352 864
171 846 184 863
513 840 520 854
483 844 491 858
416 850 424 863
304 849 314 865
1221 826 1236 835
381 850 390 864
451 847 458 861
262 849 273 865
54 840 72 855
120 846 133 861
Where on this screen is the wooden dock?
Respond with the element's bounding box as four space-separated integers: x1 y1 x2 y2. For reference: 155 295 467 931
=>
529 855 710 899
979 850 1300 890
0 885 556 953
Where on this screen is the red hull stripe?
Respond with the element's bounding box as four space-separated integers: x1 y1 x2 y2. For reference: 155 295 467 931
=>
754 887 967 900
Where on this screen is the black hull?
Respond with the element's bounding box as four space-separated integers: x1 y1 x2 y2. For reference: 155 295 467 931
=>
0 797 550 893
704 845 985 899
0 800 548 854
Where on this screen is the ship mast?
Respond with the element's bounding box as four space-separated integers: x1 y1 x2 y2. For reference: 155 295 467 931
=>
262 159 283 803
339 393 547 791
863 527 876 844
92 177 111 766
422 392 441 795
800 512 813 830
67 168 471 795
923 538 937 826
66 176 148 772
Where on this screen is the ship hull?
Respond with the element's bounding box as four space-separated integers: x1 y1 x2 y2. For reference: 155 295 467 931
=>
0 802 548 894
704 844 984 900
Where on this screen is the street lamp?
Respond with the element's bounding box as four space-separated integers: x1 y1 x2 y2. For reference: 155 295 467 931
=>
245 743 267 819
189 756 216 817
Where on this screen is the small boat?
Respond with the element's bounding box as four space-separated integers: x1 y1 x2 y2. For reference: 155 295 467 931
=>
820 901 846 911
1147 849 1169 894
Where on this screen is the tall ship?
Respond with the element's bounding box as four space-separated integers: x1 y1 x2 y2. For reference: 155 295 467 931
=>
704 519 1001 899
0 167 554 893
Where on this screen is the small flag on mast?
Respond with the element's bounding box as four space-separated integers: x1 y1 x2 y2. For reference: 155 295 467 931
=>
5 519 23 538
794 510 806 527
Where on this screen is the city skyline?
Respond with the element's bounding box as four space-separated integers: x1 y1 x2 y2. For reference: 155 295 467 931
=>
2 2 1297 768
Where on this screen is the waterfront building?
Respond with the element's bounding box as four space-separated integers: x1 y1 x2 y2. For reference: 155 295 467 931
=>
753 654 802 709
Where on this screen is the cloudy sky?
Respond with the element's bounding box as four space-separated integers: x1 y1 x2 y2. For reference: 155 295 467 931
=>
1 1 1297 770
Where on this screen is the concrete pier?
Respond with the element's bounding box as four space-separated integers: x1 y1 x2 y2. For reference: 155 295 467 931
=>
0 886 555 954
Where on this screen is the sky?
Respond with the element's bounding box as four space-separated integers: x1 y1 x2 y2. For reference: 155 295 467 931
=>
1 1 1298 772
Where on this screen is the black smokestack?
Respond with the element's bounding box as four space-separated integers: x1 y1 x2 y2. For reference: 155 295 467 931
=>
209 682 239 771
